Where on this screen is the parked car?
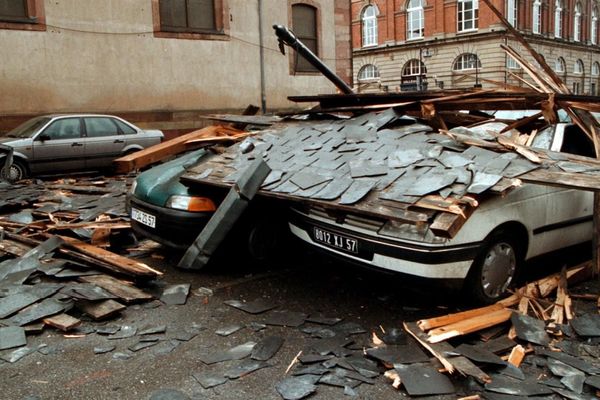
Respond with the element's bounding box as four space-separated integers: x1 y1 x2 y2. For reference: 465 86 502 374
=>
288 122 594 303
127 149 219 250
0 114 164 180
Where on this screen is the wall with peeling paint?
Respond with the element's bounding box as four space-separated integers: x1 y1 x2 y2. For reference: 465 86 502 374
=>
0 0 349 120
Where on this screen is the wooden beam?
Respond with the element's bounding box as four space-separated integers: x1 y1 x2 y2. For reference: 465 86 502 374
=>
426 309 513 343
79 274 154 303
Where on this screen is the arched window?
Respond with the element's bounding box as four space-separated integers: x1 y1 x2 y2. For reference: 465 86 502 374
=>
402 59 427 76
555 57 566 72
457 0 479 32
507 0 517 27
574 59 584 74
574 2 582 42
532 0 541 33
453 53 481 70
407 0 424 39
358 64 380 81
362 5 378 47
291 4 318 73
592 62 600 76
555 0 563 38
592 7 598 45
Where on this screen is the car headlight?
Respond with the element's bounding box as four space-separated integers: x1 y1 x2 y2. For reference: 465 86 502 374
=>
130 180 138 195
378 220 447 244
166 195 216 212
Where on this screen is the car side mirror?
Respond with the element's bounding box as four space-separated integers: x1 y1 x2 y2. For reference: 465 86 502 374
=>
38 133 51 141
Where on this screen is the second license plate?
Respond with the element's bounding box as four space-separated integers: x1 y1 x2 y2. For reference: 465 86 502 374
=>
313 226 358 254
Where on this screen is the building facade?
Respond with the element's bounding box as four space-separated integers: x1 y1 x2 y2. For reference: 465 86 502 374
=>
0 0 352 136
351 0 600 95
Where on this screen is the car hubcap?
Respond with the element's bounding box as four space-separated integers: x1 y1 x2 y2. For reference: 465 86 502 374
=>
2 165 21 182
480 242 516 299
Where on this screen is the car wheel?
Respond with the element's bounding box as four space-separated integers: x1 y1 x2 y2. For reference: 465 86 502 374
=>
246 219 289 265
465 230 521 304
1 160 27 182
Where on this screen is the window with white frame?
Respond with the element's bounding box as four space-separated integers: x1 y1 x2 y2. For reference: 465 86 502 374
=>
507 0 517 27
574 59 584 74
533 0 541 33
407 0 424 39
592 7 598 45
358 64 380 81
457 0 478 32
592 61 600 76
453 53 481 70
555 57 566 72
574 2 582 42
555 0 563 38
507 55 519 69
362 5 378 47
402 59 427 76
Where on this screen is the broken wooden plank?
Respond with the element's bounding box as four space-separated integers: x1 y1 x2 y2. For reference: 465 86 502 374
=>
43 313 81 331
58 235 162 278
113 125 247 173
417 304 505 331
507 344 526 367
427 309 513 344
430 212 466 238
76 299 125 320
79 275 153 303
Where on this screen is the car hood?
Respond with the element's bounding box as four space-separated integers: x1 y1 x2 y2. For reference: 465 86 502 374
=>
0 137 26 146
132 149 210 206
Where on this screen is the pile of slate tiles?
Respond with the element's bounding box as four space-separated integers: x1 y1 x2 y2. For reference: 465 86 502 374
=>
0 176 174 363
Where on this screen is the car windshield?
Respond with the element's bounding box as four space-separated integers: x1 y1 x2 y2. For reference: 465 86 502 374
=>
6 117 51 138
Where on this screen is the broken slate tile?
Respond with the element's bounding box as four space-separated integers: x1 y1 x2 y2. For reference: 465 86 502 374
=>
318 372 362 389
388 148 425 168
152 339 181 356
570 314 600 337
108 325 137 340
289 172 332 190
538 348 600 375
251 336 284 361
380 327 407 345
0 286 59 319
366 342 429 365
94 345 115 354
128 340 159 352
172 328 201 342
292 365 329 376
248 322 267 332
264 310 307 327
551 387 597 400
112 352 132 361
148 389 190 400
394 364 455 396
198 341 256 365
348 160 388 178
511 312 550 346
561 373 585 394
306 315 343 326
339 179 376 205
160 284 190 306
223 298 277 314
585 375 600 390
8 297 67 326
301 326 336 339
95 325 120 335
298 353 334 364
467 171 504 194
192 371 228 389
138 325 167 336
548 358 585 377
224 359 270 379
1 345 37 363
484 374 553 396
312 177 353 201
216 324 243 336
456 343 507 366
275 375 319 400
0 326 26 350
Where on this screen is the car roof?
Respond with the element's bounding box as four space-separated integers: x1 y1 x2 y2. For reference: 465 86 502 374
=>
43 114 122 119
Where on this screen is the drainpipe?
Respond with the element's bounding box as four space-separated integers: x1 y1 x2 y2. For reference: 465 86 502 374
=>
258 0 267 113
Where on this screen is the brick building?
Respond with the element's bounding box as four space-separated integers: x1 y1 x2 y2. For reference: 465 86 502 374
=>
351 0 600 94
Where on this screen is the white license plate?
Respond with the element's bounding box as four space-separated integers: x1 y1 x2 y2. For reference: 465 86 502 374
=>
131 207 156 228
313 227 358 254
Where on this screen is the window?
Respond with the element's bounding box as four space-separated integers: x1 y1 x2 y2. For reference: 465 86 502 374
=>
532 0 541 34
555 57 566 72
43 119 82 140
593 61 600 76
574 59 584 74
555 0 563 38
0 0 45 30
291 4 318 73
507 55 519 69
358 64 380 81
407 0 424 40
153 0 228 40
592 7 598 45
362 5 378 46
574 2 581 42
457 0 478 32
403 59 426 76
113 119 137 135
507 0 517 27
84 118 120 138
453 53 481 70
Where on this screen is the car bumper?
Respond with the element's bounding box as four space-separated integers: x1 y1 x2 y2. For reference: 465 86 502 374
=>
288 212 482 280
127 195 212 250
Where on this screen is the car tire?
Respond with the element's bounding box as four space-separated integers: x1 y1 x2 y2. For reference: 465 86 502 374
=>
1 159 27 182
465 230 522 304
246 218 289 265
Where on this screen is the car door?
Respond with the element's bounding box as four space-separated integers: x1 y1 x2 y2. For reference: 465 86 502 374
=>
30 117 85 173
82 116 126 169
534 124 594 253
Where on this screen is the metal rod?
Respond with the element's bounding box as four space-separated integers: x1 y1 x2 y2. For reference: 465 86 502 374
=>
258 0 267 113
273 24 354 94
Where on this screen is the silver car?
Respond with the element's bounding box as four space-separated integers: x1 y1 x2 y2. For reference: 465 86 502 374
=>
0 114 164 180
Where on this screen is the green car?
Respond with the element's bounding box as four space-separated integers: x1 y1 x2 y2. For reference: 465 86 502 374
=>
127 149 224 250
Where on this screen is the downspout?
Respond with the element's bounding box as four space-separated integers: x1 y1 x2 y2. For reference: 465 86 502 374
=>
258 0 267 113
